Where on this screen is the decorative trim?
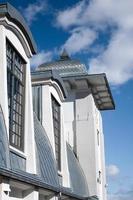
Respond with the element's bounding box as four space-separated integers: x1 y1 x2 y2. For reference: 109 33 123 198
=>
0 19 32 58
0 3 37 55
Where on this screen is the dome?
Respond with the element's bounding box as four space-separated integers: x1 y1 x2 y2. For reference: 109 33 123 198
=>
37 50 87 77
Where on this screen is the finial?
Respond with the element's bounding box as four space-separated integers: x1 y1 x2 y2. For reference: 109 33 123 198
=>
60 49 71 60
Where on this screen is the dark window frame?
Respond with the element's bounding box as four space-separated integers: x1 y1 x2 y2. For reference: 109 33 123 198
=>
51 95 61 171
6 39 26 151
32 85 42 123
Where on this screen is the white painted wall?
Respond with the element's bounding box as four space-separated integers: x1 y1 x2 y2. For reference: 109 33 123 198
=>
0 25 9 135
75 92 98 196
63 89 107 200
99 113 107 200
62 91 76 148
32 80 70 188
6 26 37 174
24 64 37 174
0 180 11 200
0 18 37 174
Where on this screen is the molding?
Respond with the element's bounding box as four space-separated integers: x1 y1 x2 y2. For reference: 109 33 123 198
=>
0 3 37 55
31 70 68 99
0 19 32 58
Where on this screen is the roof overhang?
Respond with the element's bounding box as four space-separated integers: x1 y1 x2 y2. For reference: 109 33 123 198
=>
61 187 89 200
62 73 115 111
0 168 90 200
0 3 37 54
0 167 59 193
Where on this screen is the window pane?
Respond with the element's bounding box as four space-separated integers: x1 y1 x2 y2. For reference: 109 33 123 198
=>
51 95 61 171
32 86 42 123
7 40 25 150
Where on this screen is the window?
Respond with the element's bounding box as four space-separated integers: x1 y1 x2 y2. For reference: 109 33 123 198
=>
51 95 61 171
32 85 42 123
7 40 25 150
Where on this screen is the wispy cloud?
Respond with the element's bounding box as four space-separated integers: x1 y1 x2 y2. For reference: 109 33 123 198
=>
56 1 86 30
23 1 47 25
56 0 133 85
108 188 133 200
106 164 120 177
63 27 97 55
106 165 133 200
31 50 53 68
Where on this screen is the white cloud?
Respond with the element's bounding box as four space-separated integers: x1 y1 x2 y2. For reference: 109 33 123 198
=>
56 0 133 30
89 30 133 85
85 0 133 30
23 1 47 25
107 174 133 200
56 1 86 29
108 189 133 200
31 50 53 68
63 28 97 54
106 164 120 177
56 0 133 85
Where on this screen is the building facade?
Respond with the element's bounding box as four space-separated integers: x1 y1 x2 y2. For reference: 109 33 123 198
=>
0 3 115 200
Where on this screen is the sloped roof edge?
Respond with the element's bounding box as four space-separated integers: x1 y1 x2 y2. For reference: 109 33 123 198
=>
66 143 89 197
0 2 37 54
31 70 68 98
34 114 60 187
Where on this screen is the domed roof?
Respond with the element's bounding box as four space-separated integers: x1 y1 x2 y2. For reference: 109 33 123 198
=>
37 50 87 77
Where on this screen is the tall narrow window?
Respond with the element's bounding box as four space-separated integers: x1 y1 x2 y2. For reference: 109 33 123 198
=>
7 40 25 150
51 95 61 171
32 85 42 123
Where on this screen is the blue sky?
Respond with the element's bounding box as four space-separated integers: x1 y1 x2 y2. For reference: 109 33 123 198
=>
2 0 133 199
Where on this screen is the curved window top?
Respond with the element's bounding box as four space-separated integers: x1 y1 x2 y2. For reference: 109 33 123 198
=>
0 3 37 54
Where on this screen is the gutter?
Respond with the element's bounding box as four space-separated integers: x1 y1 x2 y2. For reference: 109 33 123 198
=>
0 167 90 200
